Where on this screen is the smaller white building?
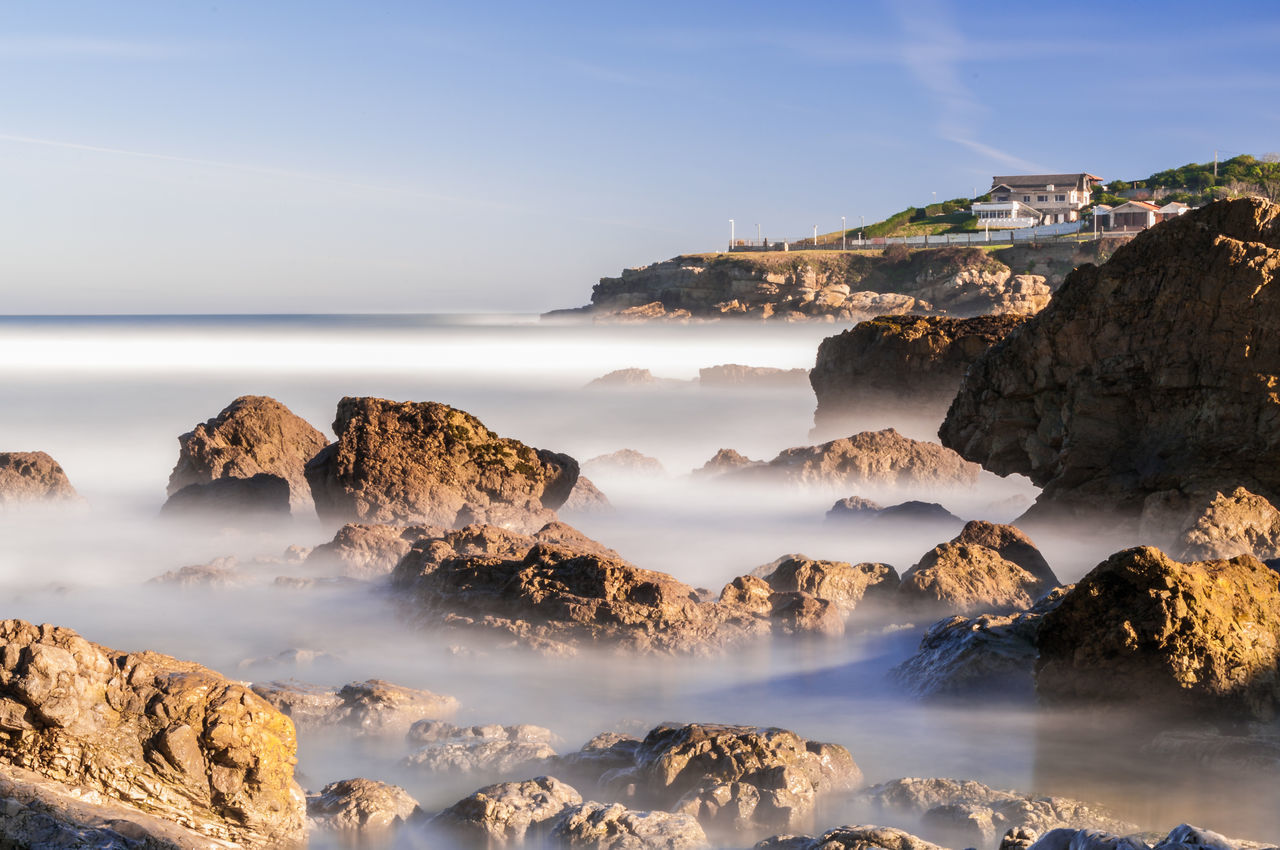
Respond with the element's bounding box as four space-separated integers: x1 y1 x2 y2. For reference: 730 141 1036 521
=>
1158 201 1191 221
971 199 1043 229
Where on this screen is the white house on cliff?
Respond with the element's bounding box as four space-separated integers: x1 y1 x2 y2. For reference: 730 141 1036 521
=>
971 172 1103 228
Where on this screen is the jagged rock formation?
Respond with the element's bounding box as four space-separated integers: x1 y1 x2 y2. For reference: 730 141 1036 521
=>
549 801 708 849
693 449 764 477
728 429 980 491
809 314 1027 435
855 777 1137 850
748 556 899 616
308 777 421 841
0 451 80 506
159 473 292 520
403 721 559 777
940 198 1280 524
889 587 1070 700
1035 546 1280 720
250 678 458 735
305 397 579 532
896 524 1057 616
0 619 306 846
565 247 1053 322
583 449 665 476
165 395 328 513
558 723 860 835
699 364 809 387
1174 487 1280 562
430 776 584 847
304 522 445 579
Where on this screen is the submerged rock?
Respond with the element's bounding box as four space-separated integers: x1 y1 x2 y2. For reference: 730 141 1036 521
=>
308 777 421 841
940 198 1280 525
0 451 80 507
165 395 328 513
809 314 1027 435
0 618 306 846
147 557 245 588
729 429 980 491
251 678 459 735
1035 547 1280 720
305 397 579 532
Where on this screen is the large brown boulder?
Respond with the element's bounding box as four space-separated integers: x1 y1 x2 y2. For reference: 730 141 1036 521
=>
898 543 1044 616
810 314 1027 436
1035 547 1280 720
0 451 79 506
305 397 579 532
749 556 899 616
166 395 328 513
0 619 305 845
953 521 1058 591
304 522 446 579
940 198 1280 525
730 429 980 491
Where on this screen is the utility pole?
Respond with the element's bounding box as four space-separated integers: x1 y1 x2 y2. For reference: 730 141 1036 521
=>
841 216 846 251
729 219 734 251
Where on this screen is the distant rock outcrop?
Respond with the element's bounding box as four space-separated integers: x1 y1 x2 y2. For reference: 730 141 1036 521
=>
585 368 661 388
699 364 809 387
583 449 665 476
809 314 1026 435
251 678 459 736
940 198 1280 525
826 497 963 532
729 429 980 491
305 397 579 533
1035 546 1280 721
693 448 764 477
0 619 306 846
165 395 328 513
0 451 80 506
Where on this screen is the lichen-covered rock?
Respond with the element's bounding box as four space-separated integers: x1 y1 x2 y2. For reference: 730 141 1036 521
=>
889 587 1069 700
940 198 1280 524
584 449 665 476
165 395 328 513
579 723 861 834
303 522 445 579
390 523 774 655
858 777 1137 849
0 619 306 846
160 473 291 519
251 678 458 735
810 314 1027 435
748 556 899 616
898 543 1042 615
1175 487 1280 562
550 801 709 849
305 397 579 532
430 776 584 847
0 451 80 507
730 429 980 491
754 824 947 850
1035 547 1280 720
307 777 420 839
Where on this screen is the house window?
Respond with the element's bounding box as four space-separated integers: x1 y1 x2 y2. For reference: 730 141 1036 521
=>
1056 194 1066 202
1023 195 1031 202
1037 195 1048 203
996 195 1007 201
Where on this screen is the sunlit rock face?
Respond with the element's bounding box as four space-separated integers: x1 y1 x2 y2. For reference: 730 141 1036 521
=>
0 451 80 507
0 618 306 846
305 396 580 532
165 394 328 513
941 198 1280 527
1036 546 1280 721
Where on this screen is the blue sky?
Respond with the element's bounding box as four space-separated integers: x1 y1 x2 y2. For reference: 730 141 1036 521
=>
2 1 1278 313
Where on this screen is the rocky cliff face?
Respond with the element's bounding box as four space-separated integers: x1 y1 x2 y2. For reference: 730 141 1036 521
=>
0 619 306 846
940 198 1280 523
809 314 1027 435
563 247 1052 322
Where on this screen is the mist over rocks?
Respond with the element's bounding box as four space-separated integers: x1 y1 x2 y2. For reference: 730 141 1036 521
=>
809 314 1027 437
584 449 666 476
303 521 446 579
748 556 900 617
694 448 764 477
0 618 306 846
753 824 946 850
562 475 614 514
1173 487 1280 562
250 678 459 736
304 397 580 533
0 451 80 507
699 364 809 387
727 429 980 491
940 198 1280 526
402 721 559 777
895 523 1057 616
165 394 329 514
1035 546 1280 721
159 472 292 520
307 777 421 843
826 497 963 533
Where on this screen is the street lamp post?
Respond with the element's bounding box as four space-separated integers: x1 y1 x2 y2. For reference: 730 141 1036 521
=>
860 215 864 242
841 216 846 251
812 224 817 247
756 223 761 246
729 219 734 251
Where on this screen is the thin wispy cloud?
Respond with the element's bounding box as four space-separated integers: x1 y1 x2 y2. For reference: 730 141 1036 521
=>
0 36 197 60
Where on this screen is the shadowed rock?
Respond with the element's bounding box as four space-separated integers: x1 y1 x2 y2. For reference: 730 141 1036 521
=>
1036 546 1280 721
160 473 291 520
0 451 80 507
826 498 963 532
166 395 328 513
305 397 579 532
754 824 947 850
0 618 306 846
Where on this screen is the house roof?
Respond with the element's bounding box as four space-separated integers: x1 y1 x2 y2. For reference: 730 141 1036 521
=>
1092 204 1113 213
1111 200 1161 212
1158 201 1190 212
990 173 1100 190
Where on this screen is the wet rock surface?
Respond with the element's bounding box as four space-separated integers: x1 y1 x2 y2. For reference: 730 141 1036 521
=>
165 395 328 513
810 314 1027 435
941 198 1280 524
0 618 306 846
305 396 579 532
307 777 421 839
729 429 980 491
251 678 459 735
1035 546 1280 720
0 451 80 506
